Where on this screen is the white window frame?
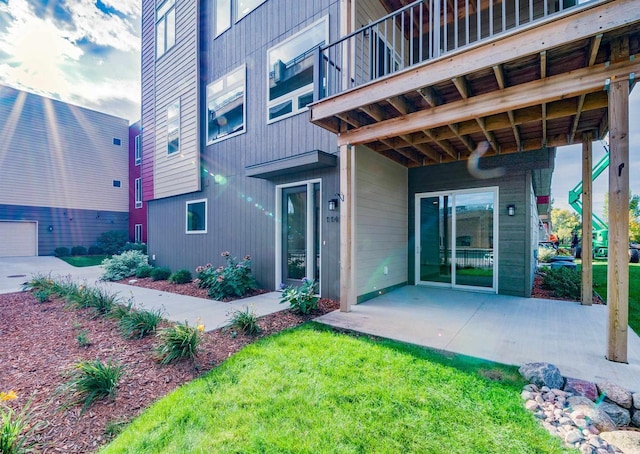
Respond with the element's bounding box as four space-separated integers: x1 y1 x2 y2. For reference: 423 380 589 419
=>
235 0 266 22
186 198 208 234
135 178 143 209
266 16 328 124
214 0 231 37
135 224 143 243
206 65 246 144
156 0 176 59
167 99 180 155
134 134 141 166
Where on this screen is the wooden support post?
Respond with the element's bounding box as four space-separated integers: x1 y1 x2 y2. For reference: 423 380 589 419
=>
339 143 355 312
581 133 593 306
606 75 630 363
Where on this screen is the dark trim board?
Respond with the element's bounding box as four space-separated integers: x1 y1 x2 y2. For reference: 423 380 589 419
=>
357 282 408 304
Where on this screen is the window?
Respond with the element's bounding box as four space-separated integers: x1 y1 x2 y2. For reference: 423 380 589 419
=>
206 66 246 144
113 138 122 146
236 0 265 21
167 99 180 154
267 17 328 122
156 0 176 58
214 0 231 36
134 134 141 165
135 224 143 243
113 180 121 188
186 199 207 233
135 178 143 208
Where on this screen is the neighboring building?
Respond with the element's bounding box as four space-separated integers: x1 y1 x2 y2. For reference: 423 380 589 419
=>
141 0 638 308
0 85 130 257
129 121 148 244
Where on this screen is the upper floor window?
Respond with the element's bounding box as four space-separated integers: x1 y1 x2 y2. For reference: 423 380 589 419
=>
167 99 180 154
156 0 176 58
236 0 265 21
214 0 231 37
134 134 141 165
206 66 246 144
267 17 328 123
135 178 143 208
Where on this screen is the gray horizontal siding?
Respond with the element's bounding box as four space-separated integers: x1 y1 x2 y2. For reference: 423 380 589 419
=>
0 204 128 256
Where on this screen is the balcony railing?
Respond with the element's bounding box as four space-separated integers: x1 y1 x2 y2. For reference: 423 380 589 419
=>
314 0 589 101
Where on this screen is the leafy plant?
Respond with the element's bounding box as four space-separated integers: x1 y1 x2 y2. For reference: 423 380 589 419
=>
54 247 70 257
228 306 260 335
77 330 91 347
0 391 34 454
69 285 120 316
122 242 148 255
97 230 128 255
71 246 87 256
119 308 164 339
197 252 257 300
540 267 581 300
168 269 192 284
537 246 556 263
88 245 104 255
61 359 123 412
109 300 135 320
104 418 128 439
155 322 202 364
22 273 54 292
101 250 149 281
279 278 319 314
150 267 171 282
33 288 52 303
135 265 154 278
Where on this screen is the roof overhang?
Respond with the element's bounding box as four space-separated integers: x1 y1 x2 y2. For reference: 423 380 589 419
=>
245 149 337 179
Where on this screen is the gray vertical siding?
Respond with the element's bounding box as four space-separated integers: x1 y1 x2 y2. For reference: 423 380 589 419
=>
408 148 554 297
141 0 156 201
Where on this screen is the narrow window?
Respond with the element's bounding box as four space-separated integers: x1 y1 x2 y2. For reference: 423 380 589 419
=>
186 199 207 233
156 0 176 58
135 224 143 243
235 0 266 21
267 17 327 123
214 0 231 36
135 178 143 208
113 137 122 146
206 66 246 144
134 134 141 165
167 99 180 154
113 180 121 188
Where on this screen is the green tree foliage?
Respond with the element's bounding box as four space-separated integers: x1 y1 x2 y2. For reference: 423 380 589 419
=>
602 192 640 243
550 208 580 244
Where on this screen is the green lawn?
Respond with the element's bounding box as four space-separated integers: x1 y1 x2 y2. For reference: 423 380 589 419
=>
102 324 570 454
590 262 640 334
59 255 108 267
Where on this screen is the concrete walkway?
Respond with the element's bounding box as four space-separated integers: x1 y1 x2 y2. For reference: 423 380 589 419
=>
316 286 640 392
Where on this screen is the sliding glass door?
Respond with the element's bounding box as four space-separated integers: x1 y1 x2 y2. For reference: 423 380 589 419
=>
416 188 497 292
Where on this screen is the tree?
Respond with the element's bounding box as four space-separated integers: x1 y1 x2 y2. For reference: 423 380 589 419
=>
550 208 580 245
602 192 640 243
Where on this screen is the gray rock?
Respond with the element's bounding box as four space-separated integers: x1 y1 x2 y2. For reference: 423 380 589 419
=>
631 410 640 428
519 362 565 390
597 381 633 409
633 392 640 410
569 396 598 409
599 402 631 427
525 400 539 411
571 405 617 433
521 390 535 400
600 430 640 454
566 428 584 444
566 377 599 401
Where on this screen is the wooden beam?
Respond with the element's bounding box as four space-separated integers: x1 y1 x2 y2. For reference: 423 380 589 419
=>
452 76 470 99
587 34 603 66
310 0 640 122
359 103 389 122
581 133 593 306
540 50 547 79
422 129 457 159
386 95 411 115
493 64 521 149
541 51 547 144
606 74 630 363
569 94 587 144
337 57 640 146
339 143 355 312
475 117 500 152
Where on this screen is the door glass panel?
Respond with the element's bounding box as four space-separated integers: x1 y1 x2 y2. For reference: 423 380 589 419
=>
454 192 494 288
313 183 320 282
419 196 452 284
283 186 307 282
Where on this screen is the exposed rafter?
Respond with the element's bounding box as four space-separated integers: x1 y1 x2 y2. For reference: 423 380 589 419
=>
493 64 521 150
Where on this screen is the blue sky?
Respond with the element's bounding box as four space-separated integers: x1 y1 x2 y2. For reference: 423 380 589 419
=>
0 0 637 216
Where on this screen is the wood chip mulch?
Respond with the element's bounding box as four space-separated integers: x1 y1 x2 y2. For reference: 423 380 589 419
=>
0 286 338 453
531 273 605 304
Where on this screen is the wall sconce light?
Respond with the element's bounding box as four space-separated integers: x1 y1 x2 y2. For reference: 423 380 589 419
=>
328 198 339 211
48 225 54 232
507 204 516 216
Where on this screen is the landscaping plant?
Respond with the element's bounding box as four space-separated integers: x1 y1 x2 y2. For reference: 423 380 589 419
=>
540 267 581 300
228 305 260 335
168 269 192 284
96 230 128 256
54 247 70 257
0 390 33 454
150 267 171 281
62 359 123 413
101 250 149 281
135 265 154 278
536 246 556 263
71 246 87 256
70 285 120 316
280 278 319 314
77 330 91 347
155 322 202 364
122 242 147 255
197 252 257 300
119 307 164 339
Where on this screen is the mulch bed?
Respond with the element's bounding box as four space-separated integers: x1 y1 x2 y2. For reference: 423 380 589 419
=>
531 273 605 304
0 286 338 453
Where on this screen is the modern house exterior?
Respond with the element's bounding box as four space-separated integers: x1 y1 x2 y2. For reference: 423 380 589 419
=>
141 0 637 360
0 85 131 257
129 121 148 244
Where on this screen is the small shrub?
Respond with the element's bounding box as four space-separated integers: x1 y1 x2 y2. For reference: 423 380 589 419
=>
119 308 164 339
0 391 34 454
109 300 134 320
88 245 104 255
537 247 556 263
51 277 82 303
155 322 202 364
150 267 171 281
33 289 52 303
22 273 54 292
168 269 192 284
197 252 257 300
122 242 147 255
61 359 123 413
540 267 581 300
54 247 70 257
135 265 154 278
96 230 128 255
104 418 128 439
77 330 91 347
101 250 149 281
228 306 260 335
279 278 319 314
68 284 119 316
71 246 87 256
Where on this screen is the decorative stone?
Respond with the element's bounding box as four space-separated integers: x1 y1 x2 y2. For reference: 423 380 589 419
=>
519 362 564 390
569 396 597 409
632 410 640 428
600 430 640 454
566 429 584 444
521 390 535 400
565 377 598 401
523 384 539 392
128 279 138 284
571 406 616 433
599 402 631 427
596 381 633 409
633 392 640 410
525 400 539 411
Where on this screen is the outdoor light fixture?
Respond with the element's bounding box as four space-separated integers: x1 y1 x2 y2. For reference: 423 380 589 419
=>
328 198 339 211
48 225 54 232
507 204 516 216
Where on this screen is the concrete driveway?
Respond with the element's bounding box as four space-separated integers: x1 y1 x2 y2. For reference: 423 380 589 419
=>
0 256 104 294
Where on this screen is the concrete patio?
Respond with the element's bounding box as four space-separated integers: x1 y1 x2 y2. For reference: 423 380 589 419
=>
316 286 640 392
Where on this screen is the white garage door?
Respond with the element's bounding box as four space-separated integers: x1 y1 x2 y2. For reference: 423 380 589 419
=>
0 221 38 257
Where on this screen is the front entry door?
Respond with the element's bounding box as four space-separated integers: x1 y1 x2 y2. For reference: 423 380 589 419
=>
280 182 320 287
416 188 497 292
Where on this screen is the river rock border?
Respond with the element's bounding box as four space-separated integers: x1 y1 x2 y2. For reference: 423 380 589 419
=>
519 362 640 454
